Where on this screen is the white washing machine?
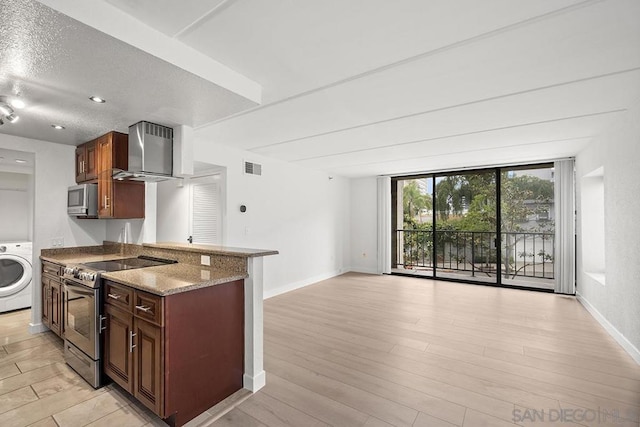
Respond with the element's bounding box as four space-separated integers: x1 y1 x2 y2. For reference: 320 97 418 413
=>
0 241 33 313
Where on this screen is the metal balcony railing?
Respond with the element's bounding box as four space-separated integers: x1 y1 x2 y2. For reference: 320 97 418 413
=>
395 229 554 279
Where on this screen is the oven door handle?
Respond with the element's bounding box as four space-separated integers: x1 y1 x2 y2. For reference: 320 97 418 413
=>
63 280 96 296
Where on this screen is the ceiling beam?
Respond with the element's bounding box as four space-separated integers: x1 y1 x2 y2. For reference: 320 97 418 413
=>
36 0 262 104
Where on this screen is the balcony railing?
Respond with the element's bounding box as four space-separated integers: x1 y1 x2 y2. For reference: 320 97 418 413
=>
395 229 554 279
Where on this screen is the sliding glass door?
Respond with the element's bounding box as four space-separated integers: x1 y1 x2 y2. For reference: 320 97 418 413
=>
393 163 555 291
500 166 555 290
394 177 434 278
434 170 498 284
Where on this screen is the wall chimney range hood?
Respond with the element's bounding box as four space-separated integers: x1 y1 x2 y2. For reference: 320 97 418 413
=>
112 121 181 182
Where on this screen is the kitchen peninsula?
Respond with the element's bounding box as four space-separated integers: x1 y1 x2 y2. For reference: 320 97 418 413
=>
40 241 277 427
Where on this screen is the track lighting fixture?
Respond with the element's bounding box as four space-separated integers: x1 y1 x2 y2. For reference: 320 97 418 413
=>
0 102 19 126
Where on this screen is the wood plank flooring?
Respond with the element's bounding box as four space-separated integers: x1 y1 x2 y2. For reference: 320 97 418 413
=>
1 273 638 426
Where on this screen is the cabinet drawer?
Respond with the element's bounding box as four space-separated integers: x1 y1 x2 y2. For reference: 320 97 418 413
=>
104 281 133 311
134 291 163 326
42 261 61 276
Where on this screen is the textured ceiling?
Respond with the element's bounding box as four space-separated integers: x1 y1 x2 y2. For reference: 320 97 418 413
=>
3 0 640 177
0 0 256 146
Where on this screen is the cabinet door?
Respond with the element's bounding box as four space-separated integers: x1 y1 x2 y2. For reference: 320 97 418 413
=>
50 281 62 337
75 146 86 183
85 141 97 181
112 181 145 219
97 135 113 218
134 319 163 416
104 304 134 393
41 278 51 328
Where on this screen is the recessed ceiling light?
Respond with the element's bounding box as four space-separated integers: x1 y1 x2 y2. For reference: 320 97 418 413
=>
0 104 11 115
15 159 27 164
89 96 106 103
6 114 19 123
52 124 65 130
10 99 25 109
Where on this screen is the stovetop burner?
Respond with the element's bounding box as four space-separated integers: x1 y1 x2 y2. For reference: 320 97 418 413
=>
63 256 177 288
82 256 175 272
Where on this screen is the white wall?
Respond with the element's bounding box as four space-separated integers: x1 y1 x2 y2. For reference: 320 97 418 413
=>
350 177 378 274
156 179 190 243
575 100 640 362
0 172 30 241
0 134 107 330
193 139 351 298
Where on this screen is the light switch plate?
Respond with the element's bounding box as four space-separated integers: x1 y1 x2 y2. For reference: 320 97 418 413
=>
201 255 211 266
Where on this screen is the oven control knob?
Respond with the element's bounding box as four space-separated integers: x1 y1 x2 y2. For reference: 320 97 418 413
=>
64 267 76 276
88 272 96 281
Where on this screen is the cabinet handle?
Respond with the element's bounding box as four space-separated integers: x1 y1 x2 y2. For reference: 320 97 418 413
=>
107 293 121 300
129 331 136 353
135 305 153 314
83 161 85 173
104 195 110 209
99 315 106 333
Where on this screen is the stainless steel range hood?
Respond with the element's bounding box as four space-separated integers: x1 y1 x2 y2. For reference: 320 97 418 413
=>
112 121 182 182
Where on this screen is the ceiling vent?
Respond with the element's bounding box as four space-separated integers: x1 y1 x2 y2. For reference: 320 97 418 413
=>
244 161 262 176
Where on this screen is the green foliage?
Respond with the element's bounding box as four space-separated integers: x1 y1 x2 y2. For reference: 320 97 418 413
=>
400 170 555 275
402 180 431 228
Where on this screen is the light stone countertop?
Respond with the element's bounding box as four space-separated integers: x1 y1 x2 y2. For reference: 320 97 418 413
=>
101 263 248 296
145 242 279 258
40 253 127 265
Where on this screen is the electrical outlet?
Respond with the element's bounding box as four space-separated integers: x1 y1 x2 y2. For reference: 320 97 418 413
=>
200 255 211 266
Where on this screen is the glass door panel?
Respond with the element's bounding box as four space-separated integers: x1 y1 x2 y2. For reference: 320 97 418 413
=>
393 177 434 278
500 165 555 290
434 171 498 283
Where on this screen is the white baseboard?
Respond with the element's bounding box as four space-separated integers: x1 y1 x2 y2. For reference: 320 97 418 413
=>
29 322 49 334
243 371 266 392
577 292 640 365
348 266 379 275
264 269 345 299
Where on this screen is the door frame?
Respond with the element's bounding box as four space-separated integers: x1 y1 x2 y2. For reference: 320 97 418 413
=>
391 162 556 293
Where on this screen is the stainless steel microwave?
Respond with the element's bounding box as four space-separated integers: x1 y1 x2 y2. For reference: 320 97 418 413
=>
68 184 98 217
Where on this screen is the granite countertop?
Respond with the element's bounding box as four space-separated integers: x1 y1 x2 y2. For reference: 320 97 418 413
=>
40 253 127 265
145 242 279 258
101 263 248 296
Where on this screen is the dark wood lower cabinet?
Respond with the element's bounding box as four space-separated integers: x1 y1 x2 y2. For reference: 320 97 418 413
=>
104 304 134 392
103 279 244 427
134 319 163 415
41 260 64 338
50 281 62 336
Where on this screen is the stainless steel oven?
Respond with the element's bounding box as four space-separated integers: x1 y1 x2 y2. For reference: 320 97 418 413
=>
62 256 176 388
63 279 104 388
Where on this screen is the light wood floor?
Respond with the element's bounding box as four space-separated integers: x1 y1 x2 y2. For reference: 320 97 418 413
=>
1 273 639 426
